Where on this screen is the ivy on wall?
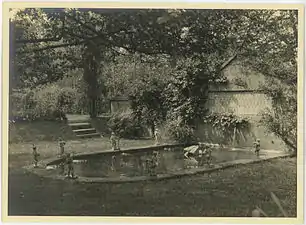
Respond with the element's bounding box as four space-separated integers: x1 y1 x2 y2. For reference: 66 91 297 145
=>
202 113 250 144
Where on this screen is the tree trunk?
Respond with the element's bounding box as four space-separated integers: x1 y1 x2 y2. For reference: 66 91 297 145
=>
82 42 101 118
89 98 97 118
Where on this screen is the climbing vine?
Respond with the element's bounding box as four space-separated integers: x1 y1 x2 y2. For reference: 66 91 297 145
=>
165 58 211 125
203 113 250 144
203 113 249 130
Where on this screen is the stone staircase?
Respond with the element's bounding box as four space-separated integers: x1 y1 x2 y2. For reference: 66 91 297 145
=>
66 114 101 139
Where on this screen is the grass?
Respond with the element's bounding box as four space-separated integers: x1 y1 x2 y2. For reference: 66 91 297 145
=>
8 147 297 216
9 137 155 156
9 120 77 143
7 121 297 217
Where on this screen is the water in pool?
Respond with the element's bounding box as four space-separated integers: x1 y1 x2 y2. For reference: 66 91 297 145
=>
54 146 260 178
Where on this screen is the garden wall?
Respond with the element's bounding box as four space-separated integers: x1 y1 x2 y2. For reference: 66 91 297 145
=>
110 97 132 113
194 115 287 151
194 62 287 150
106 63 288 150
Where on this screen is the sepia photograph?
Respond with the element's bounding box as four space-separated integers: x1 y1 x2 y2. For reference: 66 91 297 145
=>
2 2 304 223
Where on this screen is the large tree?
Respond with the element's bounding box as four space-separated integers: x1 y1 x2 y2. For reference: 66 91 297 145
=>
11 8 298 150
239 10 298 152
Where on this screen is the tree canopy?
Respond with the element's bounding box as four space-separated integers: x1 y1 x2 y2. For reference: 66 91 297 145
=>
12 8 297 84
10 8 298 149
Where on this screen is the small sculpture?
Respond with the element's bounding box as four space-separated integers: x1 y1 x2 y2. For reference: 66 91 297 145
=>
110 132 120 151
58 138 66 157
147 151 159 176
65 153 77 179
111 155 117 171
154 128 161 145
253 139 261 156
184 151 199 169
196 143 212 166
203 145 213 166
32 144 40 168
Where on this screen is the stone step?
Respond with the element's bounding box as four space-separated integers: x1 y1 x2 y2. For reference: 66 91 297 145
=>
67 117 101 139
69 122 91 126
66 114 90 121
76 133 101 138
73 128 96 133
69 120 91 124
69 123 92 130
73 128 97 135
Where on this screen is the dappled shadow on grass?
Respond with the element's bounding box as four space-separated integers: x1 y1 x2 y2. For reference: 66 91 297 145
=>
9 121 77 143
8 153 297 217
8 137 155 156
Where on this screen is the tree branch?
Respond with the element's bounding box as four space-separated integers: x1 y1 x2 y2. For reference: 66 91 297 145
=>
16 41 85 54
15 16 66 44
15 11 167 56
220 23 251 71
220 52 238 71
220 41 245 71
65 13 103 37
65 12 164 55
15 37 63 44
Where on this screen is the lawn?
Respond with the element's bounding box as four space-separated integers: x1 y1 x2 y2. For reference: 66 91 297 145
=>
8 148 297 217
8 120 156 155
8 137 155 156
9 120 77 143
7 121 297 217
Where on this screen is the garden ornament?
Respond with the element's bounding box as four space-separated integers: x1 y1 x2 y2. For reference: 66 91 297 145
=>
58 138 66 157
32 144 40 168
65 153 77 179
154 128 161 145
254 139 261 156
110 132 121 151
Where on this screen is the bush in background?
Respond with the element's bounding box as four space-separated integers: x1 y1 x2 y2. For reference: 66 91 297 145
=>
107 110 146 139
163 118 197 144
10 84 77 121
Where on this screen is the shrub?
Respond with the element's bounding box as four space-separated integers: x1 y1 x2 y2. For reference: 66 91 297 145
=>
164 118 196 144
259 82 297 154
10 85 77 121
107 110 145 138
202 113 250 145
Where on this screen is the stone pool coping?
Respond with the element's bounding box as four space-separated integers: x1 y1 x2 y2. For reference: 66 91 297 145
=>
24 147 292 184
42 143 192 166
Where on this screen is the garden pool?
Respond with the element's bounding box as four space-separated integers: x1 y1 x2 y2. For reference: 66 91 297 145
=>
46 144 272 179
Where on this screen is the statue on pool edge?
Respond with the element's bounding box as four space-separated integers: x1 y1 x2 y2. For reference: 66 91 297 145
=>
32 144 40 168
110 131 120 151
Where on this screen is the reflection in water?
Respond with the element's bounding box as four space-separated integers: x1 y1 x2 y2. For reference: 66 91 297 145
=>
54 147 259 178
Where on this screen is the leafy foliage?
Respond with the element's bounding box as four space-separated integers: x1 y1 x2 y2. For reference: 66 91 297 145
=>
107 110 146 139
12 9 268 88
11 84 76 121
12 9 82 88
165 58 211 126
203 113 249 131
203 113 250 144
239 10 298 152
11 8 298 144
103 54 173 128
163 117 196 144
